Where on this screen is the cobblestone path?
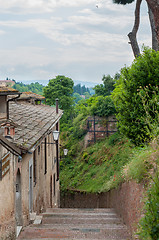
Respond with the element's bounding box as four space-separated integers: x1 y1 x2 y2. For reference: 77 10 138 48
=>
17 208 131 239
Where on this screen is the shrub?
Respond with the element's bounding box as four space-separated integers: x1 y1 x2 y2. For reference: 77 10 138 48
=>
90 96 116 117
112 47 159 145
138 171 159 240
108 131 122 146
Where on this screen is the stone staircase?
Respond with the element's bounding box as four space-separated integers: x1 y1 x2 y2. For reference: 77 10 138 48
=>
17 208 131 239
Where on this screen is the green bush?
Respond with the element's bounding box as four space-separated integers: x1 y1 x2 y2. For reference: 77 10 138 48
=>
108 131 122 146
138 171 159 240
126 147 153 182
90 96 116 117
112 47 159 146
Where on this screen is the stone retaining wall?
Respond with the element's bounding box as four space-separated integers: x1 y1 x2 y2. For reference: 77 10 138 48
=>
60 180 145 235
84 116 117 147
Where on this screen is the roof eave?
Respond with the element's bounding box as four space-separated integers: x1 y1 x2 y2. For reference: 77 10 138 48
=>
0 92 20 96
0 135 22 156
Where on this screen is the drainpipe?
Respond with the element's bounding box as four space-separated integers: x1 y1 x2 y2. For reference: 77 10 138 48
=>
7 93 21 119
56 98 59 114
55 98 59 181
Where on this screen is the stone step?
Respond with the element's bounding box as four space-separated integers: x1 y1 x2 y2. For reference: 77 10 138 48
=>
17 227 131 239
30 223 128 230
42 217 122 225
46 208 116 213
42 209 122 225
17 208 132 240
43 212 117 218
17 238 130 240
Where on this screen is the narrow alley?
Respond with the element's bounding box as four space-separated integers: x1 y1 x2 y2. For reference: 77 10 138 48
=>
17 208 131 239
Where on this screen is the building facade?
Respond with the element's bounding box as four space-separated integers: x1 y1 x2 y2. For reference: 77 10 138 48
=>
0 87 63 239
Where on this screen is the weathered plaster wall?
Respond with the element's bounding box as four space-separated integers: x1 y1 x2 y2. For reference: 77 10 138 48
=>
21 128 60 225
0 149 16 240
32 128 60 214
0 126 60 240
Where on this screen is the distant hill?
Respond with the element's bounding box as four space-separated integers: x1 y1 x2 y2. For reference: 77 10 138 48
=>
19 79 99 88
74 80 99 88
13 79 97 96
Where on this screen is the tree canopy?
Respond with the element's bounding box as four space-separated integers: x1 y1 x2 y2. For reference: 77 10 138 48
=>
43 75 74 109
112 47 159 145
94 74 117 97
73 84 90 95
75 95 116 118
113 0 134 4
13 81 44 95
43 75 74 125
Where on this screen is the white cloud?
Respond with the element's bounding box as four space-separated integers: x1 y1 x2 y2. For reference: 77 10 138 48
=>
0 0 136 14
0 0 53 13
25 17 130 48
138 34 152 47
0 30 5 35
0 12 134 47
98 0 133 12
0 30 131 71
69 11 134 29
0 0 97 13
0 47 51 66
0 0 151 82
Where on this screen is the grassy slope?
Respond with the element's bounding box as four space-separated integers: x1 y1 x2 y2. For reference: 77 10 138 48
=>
60 133 159 193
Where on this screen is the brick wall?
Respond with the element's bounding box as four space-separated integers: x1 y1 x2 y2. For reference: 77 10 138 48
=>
60 180 144 235
84 115 117 147
107 181 144 233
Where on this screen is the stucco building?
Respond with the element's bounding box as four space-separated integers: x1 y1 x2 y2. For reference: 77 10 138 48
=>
0 87 63 239
0 80 15 87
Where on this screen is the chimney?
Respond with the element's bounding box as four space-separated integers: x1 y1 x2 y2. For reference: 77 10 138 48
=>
1 121 16 139
0 86 20 138
0 87 20 120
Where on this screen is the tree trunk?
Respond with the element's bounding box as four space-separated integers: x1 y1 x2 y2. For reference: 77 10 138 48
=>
148 3 159 51
128 0 142 58
146 0 159 45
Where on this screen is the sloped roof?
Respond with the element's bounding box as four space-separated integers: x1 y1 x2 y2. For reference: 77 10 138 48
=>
0 86 19 95
0 80 14 83
7 102 63 152
18 92 45 100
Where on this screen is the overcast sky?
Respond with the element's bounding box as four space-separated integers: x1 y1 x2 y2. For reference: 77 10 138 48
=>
0 0 151 85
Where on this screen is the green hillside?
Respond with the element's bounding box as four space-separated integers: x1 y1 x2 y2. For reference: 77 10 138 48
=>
60 132 159 193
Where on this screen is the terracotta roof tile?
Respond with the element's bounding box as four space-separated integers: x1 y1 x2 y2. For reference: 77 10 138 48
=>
0 86 19 94
18 92 45 100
